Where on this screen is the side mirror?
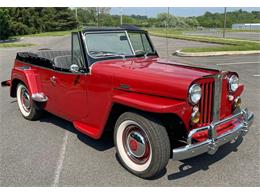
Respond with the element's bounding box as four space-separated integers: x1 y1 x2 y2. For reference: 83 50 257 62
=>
70 64 80 73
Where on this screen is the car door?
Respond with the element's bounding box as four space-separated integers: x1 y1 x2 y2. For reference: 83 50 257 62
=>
49 32 88 121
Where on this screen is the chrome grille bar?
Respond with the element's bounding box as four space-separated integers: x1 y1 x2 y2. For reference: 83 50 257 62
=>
198 79 214 124
212 73 223 122
210 72 224 138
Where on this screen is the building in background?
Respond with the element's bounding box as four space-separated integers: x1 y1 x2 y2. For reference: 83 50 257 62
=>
232 23 260 30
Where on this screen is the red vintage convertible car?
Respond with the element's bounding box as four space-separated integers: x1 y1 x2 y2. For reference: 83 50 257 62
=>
1 25 254 178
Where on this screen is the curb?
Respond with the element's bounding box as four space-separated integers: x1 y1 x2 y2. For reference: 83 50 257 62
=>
174 50 260 57
0 37 22 44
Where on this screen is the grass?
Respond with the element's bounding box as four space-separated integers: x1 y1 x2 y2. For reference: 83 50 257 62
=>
0 42 35 48
13 29 75 38
226 29 260 33
181 43 260 52
148 28 260 53
1 29 75 48
197 28 260 33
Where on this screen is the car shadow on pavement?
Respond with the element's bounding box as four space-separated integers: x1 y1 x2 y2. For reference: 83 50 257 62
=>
167 137 243 180
114 153 167 180
39 112 114 152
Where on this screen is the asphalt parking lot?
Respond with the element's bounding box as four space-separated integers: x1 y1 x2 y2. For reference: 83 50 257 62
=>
0 35 259 186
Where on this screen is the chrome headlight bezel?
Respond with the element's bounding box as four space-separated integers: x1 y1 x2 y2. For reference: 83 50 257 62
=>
228 75 239 93
188 84 202 105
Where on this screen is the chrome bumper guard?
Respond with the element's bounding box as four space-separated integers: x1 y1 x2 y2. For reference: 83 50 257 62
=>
172 108 254 161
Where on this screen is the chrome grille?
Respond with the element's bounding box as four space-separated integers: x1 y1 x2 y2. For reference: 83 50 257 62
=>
199 79 215 124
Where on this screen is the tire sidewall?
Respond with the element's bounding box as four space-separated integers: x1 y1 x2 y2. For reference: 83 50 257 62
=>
17 83 32 117
116 120 153 173
114 112 170 178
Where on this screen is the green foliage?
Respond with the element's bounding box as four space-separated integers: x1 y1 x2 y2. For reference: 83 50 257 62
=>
1 8 78 40
76 8 154 27
197 9 260 28
0 8 11 40
0 42 35 48
51 8 78 31
76 8 112 26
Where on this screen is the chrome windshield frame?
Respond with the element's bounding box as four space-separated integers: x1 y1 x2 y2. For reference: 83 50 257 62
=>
83 30 158 60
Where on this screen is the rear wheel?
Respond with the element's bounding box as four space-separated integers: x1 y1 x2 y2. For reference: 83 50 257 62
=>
16 83 43 120
114 112 170 179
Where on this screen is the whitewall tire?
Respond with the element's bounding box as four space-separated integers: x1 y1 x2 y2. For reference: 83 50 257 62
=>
16 83 42 120
114 112 170 178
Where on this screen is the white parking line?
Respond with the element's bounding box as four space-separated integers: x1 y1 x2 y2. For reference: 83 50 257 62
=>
52 131 69 187
217 61 260 66
252 74 260 77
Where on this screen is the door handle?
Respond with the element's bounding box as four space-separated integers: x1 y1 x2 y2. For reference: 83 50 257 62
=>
50 76 57 85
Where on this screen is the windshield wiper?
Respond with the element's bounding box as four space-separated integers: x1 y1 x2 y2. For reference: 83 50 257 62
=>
89 50 105 55
102 53 125 58
89 50 126 59
135 51 152 58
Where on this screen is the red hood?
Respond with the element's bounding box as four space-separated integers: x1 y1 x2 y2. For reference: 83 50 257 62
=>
92 57 219 100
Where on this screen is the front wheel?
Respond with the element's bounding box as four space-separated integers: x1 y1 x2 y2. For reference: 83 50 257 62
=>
114 112 170 179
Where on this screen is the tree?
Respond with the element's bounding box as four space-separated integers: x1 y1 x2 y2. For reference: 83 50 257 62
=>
76 7 111 26
4 8 79 36
51 8 78 31
196 10 260 28
0 8 11 40
156 12 199 28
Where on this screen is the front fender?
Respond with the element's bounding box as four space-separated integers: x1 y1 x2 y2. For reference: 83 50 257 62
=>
112 89 192 120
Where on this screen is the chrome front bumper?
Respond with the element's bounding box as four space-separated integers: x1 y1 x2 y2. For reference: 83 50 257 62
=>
172 108 254 161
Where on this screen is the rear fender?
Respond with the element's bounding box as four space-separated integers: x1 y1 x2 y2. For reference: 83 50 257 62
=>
11 67 43 98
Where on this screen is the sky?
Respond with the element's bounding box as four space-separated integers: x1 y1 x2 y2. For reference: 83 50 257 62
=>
110 7 260 17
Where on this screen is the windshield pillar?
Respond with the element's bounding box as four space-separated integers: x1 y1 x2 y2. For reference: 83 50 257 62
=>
125 31 136 56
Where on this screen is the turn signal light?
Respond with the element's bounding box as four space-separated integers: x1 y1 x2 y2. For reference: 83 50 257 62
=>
235 97 242 108
233 96 242 111
191 110 200 124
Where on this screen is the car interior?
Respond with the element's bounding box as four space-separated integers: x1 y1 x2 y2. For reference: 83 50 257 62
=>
16 49 84 72
36 50 72 70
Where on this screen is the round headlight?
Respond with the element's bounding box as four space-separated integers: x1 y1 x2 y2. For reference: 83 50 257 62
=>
229 75 239 92
189 84 201 105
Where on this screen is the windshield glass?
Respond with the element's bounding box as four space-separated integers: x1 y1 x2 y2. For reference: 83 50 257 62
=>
128 32 154 55
85 32 134 58
84 31 155 59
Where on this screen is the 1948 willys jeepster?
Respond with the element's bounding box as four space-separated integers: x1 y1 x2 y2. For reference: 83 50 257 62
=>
2 25 254 178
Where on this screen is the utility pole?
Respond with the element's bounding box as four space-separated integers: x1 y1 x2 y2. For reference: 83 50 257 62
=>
120 7 123 25
75 8 78 29
166 7 170 59
223 7 227 38
97 7 100 26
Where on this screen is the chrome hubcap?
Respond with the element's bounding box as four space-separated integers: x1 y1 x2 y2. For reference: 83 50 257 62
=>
123 124 150 164
127 131 146 158
21 87 31 112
